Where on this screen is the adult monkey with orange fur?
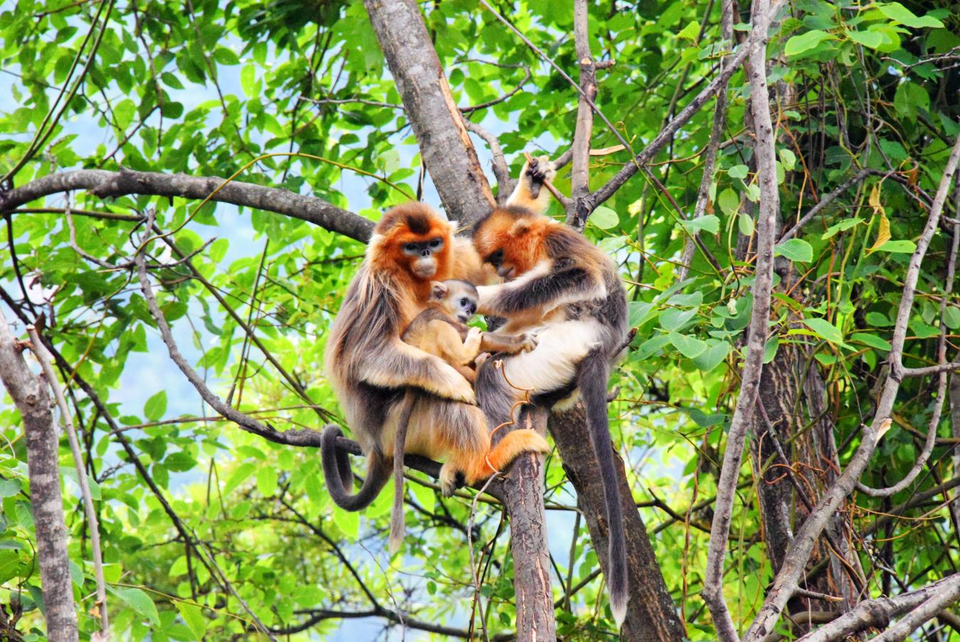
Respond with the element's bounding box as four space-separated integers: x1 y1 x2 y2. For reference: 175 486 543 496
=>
321 204 547 518
472 156 631 625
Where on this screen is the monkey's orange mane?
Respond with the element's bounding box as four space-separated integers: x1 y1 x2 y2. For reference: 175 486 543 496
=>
368 203 454 303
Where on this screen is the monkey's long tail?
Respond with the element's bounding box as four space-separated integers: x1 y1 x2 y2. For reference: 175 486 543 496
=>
389 391 417 554
579 348 628 627
321 425 390 511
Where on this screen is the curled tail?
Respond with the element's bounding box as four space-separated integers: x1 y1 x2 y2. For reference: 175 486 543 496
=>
389 391 417 554
579 349 628 626
321 425 390 511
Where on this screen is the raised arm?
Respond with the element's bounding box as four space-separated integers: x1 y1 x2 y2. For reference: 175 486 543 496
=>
477 259 606 317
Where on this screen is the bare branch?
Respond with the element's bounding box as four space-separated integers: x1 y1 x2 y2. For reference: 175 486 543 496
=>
27 325 109 637
702 1 782 637
567 0 597 228
0 169 374 242
796 575 960 642
363 0 495 224
462 119 515 203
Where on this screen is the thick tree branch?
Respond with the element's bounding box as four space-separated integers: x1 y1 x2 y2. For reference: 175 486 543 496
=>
796 575 960 642
702 1 782 637
0 309 78 641
462 119 515 203
363 0 495 224
27 325 109 637
0 169 374 242
567 0 597 229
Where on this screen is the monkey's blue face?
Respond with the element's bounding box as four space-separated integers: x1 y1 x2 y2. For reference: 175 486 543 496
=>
454 295 477 323
403 237 445 278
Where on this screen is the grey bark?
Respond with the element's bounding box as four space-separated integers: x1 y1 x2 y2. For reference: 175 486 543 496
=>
0 168 374 242
362 0 496 225
551 407 685 641
0 309 78 641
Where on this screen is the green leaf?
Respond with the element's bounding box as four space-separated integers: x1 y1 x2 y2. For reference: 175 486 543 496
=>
224 463 257 495
143 391 167 422
728 164 749 179
866 311 893 327
668 332 707 359
803 317 844 345
778 148 797 172
659 307 698 329
774 238 813 263
0 479 21 498
634 335 672 360
590 206 619 229
692 340 730 371
845 29 885 49
718 188 740 216
678 20 700 40
682 215 720 234
177 602 207 639
739 212 755 237
110 586 160 626
944 307 960 330
784 30 834 57
628 301 656 327
851 333 892 351
822 217 863 240
875 240 917 254
876 2 944 28
257 467 278 497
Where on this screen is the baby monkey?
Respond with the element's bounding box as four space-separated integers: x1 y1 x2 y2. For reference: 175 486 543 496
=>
389 280 538 552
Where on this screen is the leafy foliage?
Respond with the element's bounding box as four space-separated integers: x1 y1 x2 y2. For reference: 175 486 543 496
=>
0 0 958 639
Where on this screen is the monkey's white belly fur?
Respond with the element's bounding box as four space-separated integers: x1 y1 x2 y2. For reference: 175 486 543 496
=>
497 319 602 395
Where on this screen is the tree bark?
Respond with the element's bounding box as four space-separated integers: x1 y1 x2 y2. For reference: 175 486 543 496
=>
0 310 78 641
0 168 373 242
363 0 496 224
551 407 685 641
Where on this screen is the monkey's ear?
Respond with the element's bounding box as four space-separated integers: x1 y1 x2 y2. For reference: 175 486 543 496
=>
431 282 448 299
509 219 533 237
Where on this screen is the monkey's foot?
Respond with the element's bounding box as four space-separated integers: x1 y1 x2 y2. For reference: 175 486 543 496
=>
475 352 492 369
528 155 557 184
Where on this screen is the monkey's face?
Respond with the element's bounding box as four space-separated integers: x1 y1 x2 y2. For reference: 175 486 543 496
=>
473 210 543 280
432 281 478 323
402 236 445 279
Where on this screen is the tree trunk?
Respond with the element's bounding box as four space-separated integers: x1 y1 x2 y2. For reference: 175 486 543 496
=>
0 311 78 641
551 407 685 641
362 0 496 224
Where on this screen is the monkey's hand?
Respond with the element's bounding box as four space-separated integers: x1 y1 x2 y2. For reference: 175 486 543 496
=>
462 327 483 363
518 332 538 353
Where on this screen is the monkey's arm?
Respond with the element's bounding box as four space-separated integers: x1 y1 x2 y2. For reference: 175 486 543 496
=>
506 156 556 214
477 260 606 317
357 340 476 404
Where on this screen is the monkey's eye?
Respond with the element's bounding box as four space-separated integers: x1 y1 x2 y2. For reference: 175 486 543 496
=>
460 298 469 306
429 238 442 249
404 243 417 253
487 249 504 266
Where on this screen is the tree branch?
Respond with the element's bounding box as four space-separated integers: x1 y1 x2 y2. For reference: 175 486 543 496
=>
27 325 109 637
462 119 515 204
0 309 78 640
702 1 782 637
363 0 495 224
567 0 597 229
0 168 374 242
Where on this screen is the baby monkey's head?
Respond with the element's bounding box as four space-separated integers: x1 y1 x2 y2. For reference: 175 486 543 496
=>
430 279 479 323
